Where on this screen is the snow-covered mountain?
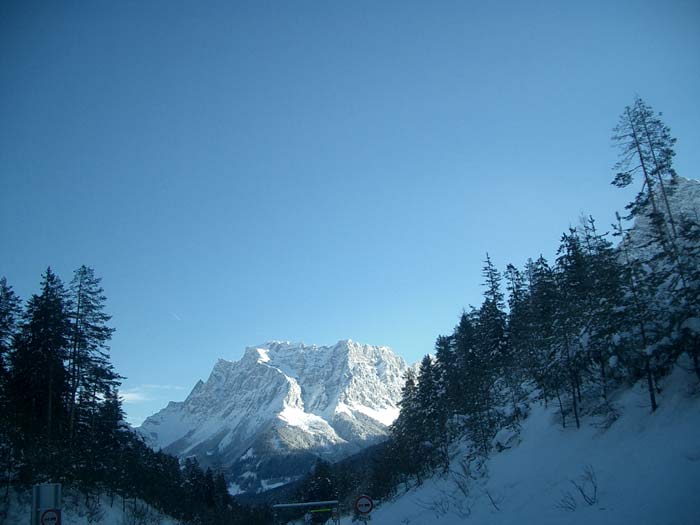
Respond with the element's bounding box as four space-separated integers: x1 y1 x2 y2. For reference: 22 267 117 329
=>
138 340 408 493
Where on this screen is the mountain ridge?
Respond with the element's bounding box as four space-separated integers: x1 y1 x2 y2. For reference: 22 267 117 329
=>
138 339 409 493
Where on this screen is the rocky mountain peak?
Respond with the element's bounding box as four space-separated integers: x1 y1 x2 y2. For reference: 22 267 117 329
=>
138 339 409 494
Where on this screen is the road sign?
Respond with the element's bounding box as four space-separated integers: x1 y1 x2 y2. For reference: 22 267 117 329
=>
40 509 61 525
32 484 61 525
355 495 374 515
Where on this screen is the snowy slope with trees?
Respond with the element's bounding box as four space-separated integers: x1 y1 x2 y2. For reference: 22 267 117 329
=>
0 267 268 524
289 99 700 525
372 365 700 525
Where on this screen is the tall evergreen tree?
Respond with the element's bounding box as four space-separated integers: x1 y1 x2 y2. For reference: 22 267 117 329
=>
390 368 424 483
553 230 590 428
580 217 625 403
67 266 117 442
0 278 22 491
504 263 530 413
612 96 687 292
415 354 449 470
613 215 669 412
0 277 21 377
10 268 70 445
526 256 559 408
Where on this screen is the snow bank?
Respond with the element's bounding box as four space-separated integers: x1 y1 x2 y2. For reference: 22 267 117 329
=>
372 367 700 525
1 491 178 525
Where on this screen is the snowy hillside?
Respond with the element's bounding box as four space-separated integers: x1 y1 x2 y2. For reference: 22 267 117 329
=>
371 365 700 525
625 176 700 256
139 340 408 493
2 491 178 525
367 178 700 525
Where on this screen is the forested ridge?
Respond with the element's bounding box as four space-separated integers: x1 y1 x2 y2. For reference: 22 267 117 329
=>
0 266 269 523
372 98 700 500
291 99 700 513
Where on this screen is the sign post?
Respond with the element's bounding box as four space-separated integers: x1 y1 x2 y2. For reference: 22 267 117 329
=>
31 483 62 525
354 495 374 523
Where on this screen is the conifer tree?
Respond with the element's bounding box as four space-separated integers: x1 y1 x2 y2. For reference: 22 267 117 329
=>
10 268 71 445
554 230 590 428
613 214 668 411
391 368 424 483
451 312 477 414
527 256 564 419
612 97 687 293
415 354 449 469
67 266 116 442
0 278 21 377
580 217 624 403
469 255 509 445
504 263 530 415
0 278 21 489
432 334 454 411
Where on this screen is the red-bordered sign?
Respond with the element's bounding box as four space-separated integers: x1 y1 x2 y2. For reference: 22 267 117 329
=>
40 509 61 525
355 495 374 514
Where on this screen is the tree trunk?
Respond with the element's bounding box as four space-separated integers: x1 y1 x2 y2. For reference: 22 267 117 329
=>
599 355 608 403
646 357 658 412
47 359 53 443
571 375 581 429
628 107 662 220
69 278 83 443
640 110 680 242
556 388 566 428
576 373 583 404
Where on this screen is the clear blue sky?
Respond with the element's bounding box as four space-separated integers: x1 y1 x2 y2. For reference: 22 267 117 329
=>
2 0 699 425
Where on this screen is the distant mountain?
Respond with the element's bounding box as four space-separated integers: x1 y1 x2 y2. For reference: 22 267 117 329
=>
138 340 409 493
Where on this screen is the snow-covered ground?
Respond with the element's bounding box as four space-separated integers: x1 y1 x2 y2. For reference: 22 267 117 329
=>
2 491 178 525
371 366 700 525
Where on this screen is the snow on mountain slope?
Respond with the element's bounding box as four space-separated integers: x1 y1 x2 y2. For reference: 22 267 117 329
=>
138 340 408 493
625 176 700 255
371 365 700 525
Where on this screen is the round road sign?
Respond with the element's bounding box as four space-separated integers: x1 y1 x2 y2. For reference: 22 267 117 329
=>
40 509 61 525
355 495 374 514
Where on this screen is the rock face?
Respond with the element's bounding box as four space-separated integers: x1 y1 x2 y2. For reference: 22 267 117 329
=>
138 340 408 493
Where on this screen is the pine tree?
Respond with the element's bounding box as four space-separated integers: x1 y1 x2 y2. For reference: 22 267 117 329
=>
480 254 509 366
553 230 590 428
451 312 477 414
612 97 688 298
504 263 530 417
299 459 336 502
0 278 21 492
390 368 424 483
525 256 558 408
10 268 71 445
466 255 509 447
0 277 21 378
67 266 117 443
613 214 668 412
432 334 454 412
415 354 448 470
580 216 625 403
